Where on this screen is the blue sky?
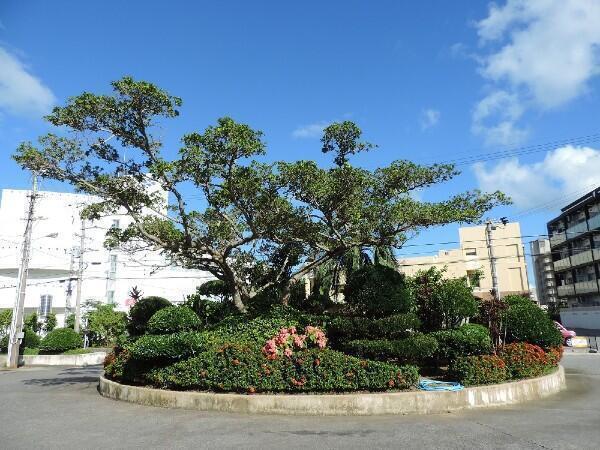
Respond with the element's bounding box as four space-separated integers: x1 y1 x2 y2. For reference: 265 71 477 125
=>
1 1 600 287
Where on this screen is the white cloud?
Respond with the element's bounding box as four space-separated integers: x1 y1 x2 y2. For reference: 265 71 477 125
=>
473 145 600 209
0 47 55 117
292 121 330 139
420 108 440 130
471 90 528 146
471 0 600 144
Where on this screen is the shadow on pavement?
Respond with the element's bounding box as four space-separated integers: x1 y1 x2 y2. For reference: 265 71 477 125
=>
23 375 99 387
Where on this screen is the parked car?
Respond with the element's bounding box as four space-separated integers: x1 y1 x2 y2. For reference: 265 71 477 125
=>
554 321 576 345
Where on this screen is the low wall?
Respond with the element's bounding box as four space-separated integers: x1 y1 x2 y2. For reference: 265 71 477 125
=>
0 352 107 367
99 365 565 416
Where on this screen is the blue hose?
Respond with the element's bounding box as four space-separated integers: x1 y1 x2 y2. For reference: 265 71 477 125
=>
418 378 464 392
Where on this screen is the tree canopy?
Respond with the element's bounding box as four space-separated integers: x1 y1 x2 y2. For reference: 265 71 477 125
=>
14 77 508 313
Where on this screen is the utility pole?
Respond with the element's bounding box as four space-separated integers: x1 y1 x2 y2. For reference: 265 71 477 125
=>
74 218 85 333
7 174 38 368
486 220 501 300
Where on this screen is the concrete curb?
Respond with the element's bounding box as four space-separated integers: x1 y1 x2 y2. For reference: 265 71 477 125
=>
0 352 107 367
98 365 565 416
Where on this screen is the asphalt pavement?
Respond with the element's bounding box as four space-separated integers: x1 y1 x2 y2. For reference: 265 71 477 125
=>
1 354 599 449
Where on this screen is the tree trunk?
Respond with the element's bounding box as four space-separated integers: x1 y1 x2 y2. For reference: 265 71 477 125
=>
281 282 291 306
232 289 248 314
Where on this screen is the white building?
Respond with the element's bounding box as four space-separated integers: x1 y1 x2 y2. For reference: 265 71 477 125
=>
0 188 212 327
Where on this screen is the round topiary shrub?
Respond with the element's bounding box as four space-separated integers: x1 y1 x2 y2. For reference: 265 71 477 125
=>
449 354 508 387
503 295 562 349
432 323 493 362
0 328 41 352
344 264 412 317
127 296 172 336
39 328 82 353
147 306 202 335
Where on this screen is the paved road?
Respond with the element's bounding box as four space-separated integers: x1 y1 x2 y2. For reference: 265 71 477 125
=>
1 354 599 449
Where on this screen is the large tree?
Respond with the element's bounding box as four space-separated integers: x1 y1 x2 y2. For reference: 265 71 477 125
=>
14 77 508 313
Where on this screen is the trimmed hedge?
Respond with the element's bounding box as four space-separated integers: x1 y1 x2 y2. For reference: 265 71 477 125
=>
344 265 412 317
499 342 559 379
127 296 171 336
342 334 438 363
146 345 419 393
39 328 82 353
503 295 562 349
128 331 222 361
327 313 421 344
449 355 509 387
147 306 202 334
432 323 493 361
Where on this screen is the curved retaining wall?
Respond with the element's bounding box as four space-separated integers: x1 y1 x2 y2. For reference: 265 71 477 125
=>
99 365 565 416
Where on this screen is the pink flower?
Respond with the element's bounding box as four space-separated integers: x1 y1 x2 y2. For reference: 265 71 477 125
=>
284 347 293 357
293 334 306 348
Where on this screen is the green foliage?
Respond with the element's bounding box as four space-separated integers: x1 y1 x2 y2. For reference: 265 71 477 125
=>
449 355 508 387
186 296 239 326
146 306 202 335
128 331 222 361
342 334 438 363
1 328 41 352
23 347 40 355
432 323 493 361
39 328 82 353
146 345 419 393
499 342 560 379
127 296 171 336
62 348 96 355
326 313 421 344
65 313 75 329
14 77 507 314
86 304 127 346
503 295 562 349
24 312 41 333
344 264 412 318
42 313 57 333
411 267 478 331
0 309 12 337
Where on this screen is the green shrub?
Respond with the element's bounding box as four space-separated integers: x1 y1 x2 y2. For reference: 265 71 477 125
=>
503 295 562 349
146 345 419 393
86 304 127 346
411 267 478 331
147 306 202 334
342 334 438 363
432 323 492 361
449 355 508 387
39 328 82 353
43 313 57 333
327 313 421 344
344 265 412 317
1 329 40 353
23 347 40 355
128 331 222 361
0 308 12 337
499 342 558 379
127 296 171 336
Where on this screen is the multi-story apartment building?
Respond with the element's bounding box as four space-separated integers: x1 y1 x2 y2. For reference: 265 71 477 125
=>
398 222 530 299
530 238 557 305
548 186 600 328
0 188 212 328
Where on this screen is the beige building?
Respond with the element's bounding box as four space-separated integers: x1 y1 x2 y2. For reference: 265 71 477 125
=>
398 222 530 300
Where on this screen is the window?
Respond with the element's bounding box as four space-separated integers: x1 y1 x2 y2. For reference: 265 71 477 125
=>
111 219 120 229
465 248 477 256
107 290 115 304
39 295 53 317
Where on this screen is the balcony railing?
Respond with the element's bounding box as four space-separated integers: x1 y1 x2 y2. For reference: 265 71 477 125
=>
589 214 600 231
570 249 594 267
553 256 571 271
557 284 575 297
550 232 567 247
594 248 600 261
566 221 589 239
574 280 600 294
